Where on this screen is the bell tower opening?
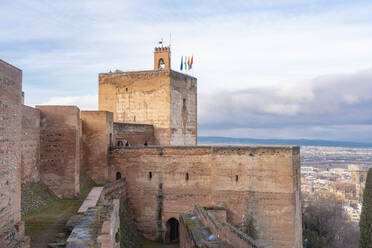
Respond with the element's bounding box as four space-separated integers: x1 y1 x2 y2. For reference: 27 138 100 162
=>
154 46 171 70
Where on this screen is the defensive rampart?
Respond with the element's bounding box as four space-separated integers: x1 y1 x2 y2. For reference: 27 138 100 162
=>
109 146 302 248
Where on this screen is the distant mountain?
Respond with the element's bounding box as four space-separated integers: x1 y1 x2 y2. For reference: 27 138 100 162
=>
198 136 372 148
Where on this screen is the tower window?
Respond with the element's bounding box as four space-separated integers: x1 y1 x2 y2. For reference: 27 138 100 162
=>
183 98 186 105
149 171 152 180
186 172 189 181
235 175 239 182
158 58 165 69
126 88 128 92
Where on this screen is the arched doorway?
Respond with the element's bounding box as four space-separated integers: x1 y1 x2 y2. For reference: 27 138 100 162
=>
116 172 121 180
165 218 179 243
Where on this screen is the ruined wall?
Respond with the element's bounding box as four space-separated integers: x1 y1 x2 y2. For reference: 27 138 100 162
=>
37 105 80 198
0 59 29 247
99 70 171 145
81 111 113 184
108 146 302 248
113 123 156 146
21 105 40 184
170 71 197 146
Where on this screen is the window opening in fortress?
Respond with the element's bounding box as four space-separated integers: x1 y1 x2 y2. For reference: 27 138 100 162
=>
166 218 179 243
183 98 186 105
186 172 189 181
236 175 239 182
149 171 152 180
116 172 121 180
126 87 128 92
109 133 112 146
117 140 123 147
158 58 165 69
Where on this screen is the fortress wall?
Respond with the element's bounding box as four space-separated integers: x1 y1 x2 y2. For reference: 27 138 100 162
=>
170 71 197 146
109 146 301 248
0 60 24 246
21 105 40 184
99 70 171 145
81 111 113 184
113 123 156 146
37 105 80 198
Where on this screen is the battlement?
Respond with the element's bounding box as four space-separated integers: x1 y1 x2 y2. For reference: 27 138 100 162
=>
154 46 170 53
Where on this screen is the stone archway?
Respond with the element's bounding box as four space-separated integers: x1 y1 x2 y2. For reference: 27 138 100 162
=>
165 218 179 243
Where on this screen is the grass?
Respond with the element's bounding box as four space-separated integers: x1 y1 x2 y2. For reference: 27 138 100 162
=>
23 173 97 248
141 238 179 248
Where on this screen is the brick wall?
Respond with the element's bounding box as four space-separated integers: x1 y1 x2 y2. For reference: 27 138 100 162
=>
81 111 113 184
37 105 80 198
113 123 156 146
99 69 197 146
170 71 197 146
0 59 29 247
108 146 302 248
21 105 40 184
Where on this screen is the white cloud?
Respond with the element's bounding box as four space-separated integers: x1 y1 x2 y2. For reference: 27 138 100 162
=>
41 95 98 110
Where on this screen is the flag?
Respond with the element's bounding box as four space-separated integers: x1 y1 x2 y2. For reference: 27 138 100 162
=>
184 56 187 71
187 56 190 70
190 56 193 70
180 56 183 71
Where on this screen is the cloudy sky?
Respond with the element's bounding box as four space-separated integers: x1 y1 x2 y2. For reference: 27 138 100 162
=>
1 0 372 142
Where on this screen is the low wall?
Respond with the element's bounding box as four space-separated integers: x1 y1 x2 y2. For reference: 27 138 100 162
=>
113 123 156 146
194 205 260 248
21 105 40 184
67 180 125 248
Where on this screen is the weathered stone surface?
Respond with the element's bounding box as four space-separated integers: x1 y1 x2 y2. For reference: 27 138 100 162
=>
81 111 113 184
109 146 302 248
21 105 40 184
0 59 26 247
113 122 156 146
98 69 197 146
37 105 80 199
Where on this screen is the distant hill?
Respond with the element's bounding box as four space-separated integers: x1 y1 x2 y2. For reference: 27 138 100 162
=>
198 136 372 148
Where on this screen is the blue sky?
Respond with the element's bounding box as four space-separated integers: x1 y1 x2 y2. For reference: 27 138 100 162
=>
1 0 372 142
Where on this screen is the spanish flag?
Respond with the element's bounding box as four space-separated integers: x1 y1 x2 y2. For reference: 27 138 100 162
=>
187 56 190 70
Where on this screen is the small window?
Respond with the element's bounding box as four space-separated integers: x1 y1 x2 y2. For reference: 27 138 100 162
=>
158 58 165 69
117 140 123 147
186 173 189 181
116 172 122 180
235 175 239 182
149 172 152 180
183 98 186 105
126 88 128 92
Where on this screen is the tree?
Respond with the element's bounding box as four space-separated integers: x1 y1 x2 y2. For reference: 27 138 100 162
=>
303 195 359 248
359 168 372 248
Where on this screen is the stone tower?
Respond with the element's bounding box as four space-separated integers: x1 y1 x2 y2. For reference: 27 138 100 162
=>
154 46 171 70
99 47 197 146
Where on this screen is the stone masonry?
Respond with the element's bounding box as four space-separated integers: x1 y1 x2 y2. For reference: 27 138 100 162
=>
0 59 29 247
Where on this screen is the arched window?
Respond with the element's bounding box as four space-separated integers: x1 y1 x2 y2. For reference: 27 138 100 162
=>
149 171 152 180
116 172 121 180
158 58 165 69
186 172 189 181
